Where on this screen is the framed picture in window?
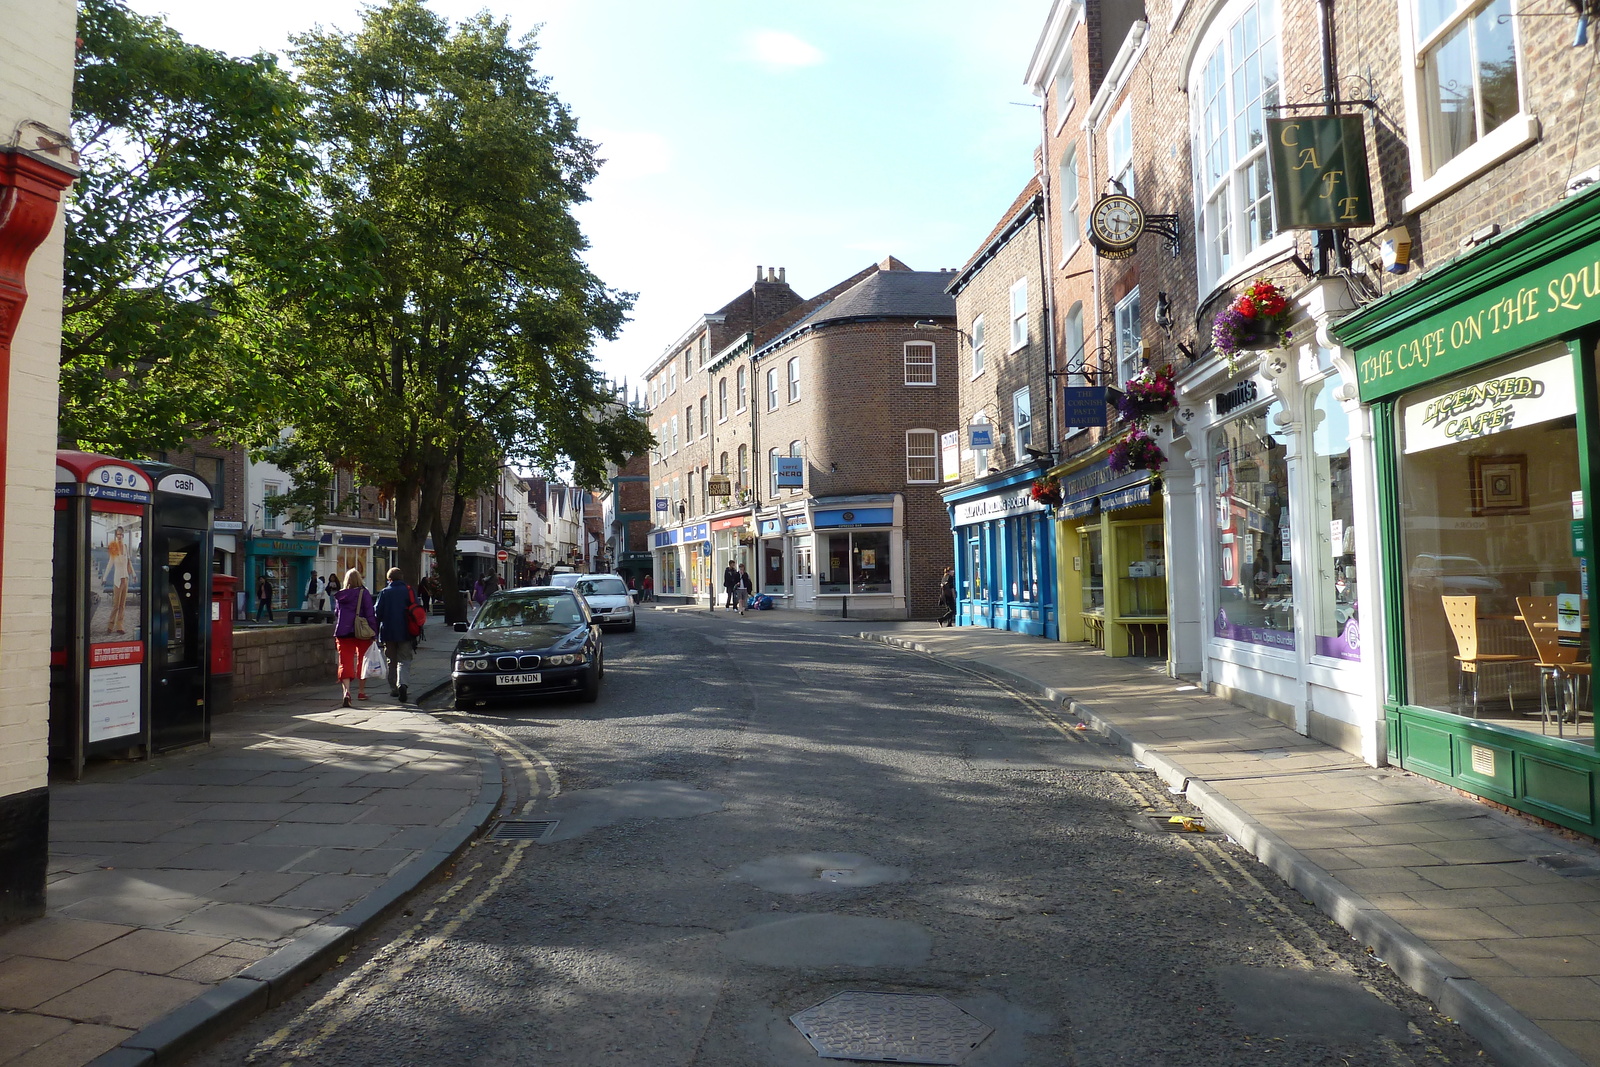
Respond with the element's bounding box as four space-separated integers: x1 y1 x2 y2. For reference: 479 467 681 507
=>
1471 455 1529 516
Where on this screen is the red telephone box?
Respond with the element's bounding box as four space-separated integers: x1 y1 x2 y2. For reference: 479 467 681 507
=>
210 573 237 717
51 453 153 777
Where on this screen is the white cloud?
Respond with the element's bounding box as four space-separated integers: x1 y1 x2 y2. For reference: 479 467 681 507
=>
744 30 826 69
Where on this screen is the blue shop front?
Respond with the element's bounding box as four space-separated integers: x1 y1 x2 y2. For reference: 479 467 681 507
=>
944 467 1057 638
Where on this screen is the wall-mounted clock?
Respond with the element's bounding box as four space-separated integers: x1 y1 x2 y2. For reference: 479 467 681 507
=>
1088 193 1145 258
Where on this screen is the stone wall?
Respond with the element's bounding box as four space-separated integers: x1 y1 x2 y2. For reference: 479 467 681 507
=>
230 625 338 706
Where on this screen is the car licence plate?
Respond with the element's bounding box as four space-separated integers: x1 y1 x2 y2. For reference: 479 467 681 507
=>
496 672 541 686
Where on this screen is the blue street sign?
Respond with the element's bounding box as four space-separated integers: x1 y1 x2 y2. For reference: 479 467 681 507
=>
1062 386 1107 427
968 424 994 450
655 497 668 511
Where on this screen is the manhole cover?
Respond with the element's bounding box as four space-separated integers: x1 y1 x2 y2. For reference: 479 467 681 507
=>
488 819 558 842
791 991 992 1064
1531 853 1600 877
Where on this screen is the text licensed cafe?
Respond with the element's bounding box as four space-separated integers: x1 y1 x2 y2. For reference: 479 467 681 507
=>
1334 183 1600 835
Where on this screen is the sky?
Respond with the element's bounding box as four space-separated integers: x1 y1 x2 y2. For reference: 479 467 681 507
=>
123 0 1048 393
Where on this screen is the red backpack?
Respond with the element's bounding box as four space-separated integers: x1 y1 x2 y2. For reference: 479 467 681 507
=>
406 584 427 637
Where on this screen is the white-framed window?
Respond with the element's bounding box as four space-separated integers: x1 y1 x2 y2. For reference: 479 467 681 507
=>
1063 302 1090 432
737 366 748 411
719 451 729 474
1401 0 1528 211
1108 100 1134 195
789 439 803 458
1191 0 1281 293
906 429 938 483
1115 288 1143 388
685 405 694 440
718 378 728 421
1013 387 1032 451
697 334 708 366
264 481 282 529
670 414 679 454
971 316 986 378
737 444 749 490
1059 145 1081 259
699 395 708 437
905 342 936 385
669 366 677 395
766 368 778 411
686 470 696 517
767 446 780 493
1009 278 1028 351
699 465 709 511
787 357 800 402
1054 49 1076 126
683 350 691 377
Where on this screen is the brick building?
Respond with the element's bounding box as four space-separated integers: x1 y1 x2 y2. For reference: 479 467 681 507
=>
644 260 958 618
939 176 1059 637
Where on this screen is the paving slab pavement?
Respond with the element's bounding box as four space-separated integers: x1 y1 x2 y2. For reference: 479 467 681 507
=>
0 636 494 1067
857 621 1600 1067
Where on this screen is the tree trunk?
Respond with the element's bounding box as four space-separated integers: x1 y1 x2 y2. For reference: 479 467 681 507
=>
432 459 471 624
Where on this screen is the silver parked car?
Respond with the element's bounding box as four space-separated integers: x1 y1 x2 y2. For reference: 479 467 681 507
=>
574 573 637 632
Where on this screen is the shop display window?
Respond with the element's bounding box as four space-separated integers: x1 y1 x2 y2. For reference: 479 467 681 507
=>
1396 344 1586 737
762 540 786 593
1115 521 1166 617
1011 515 1038 602
818 530 892 594
1081 527 1104 613
965 532 986 600
1308 378 1360 661
1212 399 1295 650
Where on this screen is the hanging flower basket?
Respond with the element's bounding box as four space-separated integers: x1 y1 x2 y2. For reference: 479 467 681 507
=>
1116 364 1177 424
1212 278 1292 365
1108 427 1166 475
1031 476 1062 507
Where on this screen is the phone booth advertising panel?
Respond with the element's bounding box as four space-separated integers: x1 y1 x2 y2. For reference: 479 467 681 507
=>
51 453 152 777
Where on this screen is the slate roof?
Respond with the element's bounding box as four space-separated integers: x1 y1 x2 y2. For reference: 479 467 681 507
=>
808 268 956 325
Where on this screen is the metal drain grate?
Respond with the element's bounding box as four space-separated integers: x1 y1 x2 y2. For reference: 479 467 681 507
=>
487 819 559 842
1531 853 1600 877
791 991 993 1064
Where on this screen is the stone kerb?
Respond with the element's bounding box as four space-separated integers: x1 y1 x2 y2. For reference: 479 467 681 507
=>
230 625 336 704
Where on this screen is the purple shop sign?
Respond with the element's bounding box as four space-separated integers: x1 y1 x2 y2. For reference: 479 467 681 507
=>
1314 616 1362 662
1214 609 1296 650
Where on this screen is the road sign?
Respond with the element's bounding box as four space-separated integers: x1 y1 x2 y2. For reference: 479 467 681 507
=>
496 549 508 563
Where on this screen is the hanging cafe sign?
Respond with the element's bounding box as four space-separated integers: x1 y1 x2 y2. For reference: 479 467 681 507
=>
1265 115 1374 231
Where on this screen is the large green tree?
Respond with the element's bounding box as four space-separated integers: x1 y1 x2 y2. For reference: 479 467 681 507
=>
65 0 315 451
270 0 649 619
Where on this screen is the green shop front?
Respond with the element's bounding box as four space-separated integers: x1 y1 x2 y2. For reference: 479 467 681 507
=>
1334 186 1600 834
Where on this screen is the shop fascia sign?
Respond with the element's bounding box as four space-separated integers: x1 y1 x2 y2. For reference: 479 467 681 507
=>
1351 238 1600 402
953 488 1046 527
1401 349 1575 454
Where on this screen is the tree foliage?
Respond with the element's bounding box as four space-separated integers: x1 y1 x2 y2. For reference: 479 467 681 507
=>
263 0 650 617
64 0 315 451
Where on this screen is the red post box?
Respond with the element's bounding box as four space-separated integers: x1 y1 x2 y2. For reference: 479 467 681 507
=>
210 573 237 717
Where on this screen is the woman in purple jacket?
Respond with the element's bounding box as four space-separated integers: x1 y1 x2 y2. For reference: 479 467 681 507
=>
330 569 378 706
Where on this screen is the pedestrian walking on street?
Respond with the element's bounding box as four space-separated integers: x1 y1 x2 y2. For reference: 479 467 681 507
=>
324 572 339 607
306 572 324 612
373 567 418 703
255 573 275 622
331 569 378 707
722 562 739 610
416 577 432 615
735 563 753 616
938 565 957 626
641 574 653 601
472 577 488 607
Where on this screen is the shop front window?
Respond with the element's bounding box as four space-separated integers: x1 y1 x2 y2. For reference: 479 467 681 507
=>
1011 515 1037 601
1082 527 1104 612
762 539 786 593
966 533 985 599
1212 399 1295 649
1397 344 1584 735
1309 378 1360 661
819 530 892 594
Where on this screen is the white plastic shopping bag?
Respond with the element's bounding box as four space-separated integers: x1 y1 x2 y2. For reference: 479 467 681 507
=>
363 643 386 678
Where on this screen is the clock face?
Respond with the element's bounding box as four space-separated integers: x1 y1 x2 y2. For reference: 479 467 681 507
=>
1089 194 1145 250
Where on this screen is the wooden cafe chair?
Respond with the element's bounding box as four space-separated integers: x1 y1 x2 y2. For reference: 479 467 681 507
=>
1442 595 1535 719
1516 596 1592 736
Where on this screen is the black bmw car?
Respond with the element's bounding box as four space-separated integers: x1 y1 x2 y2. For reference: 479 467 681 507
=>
450 587 603 709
